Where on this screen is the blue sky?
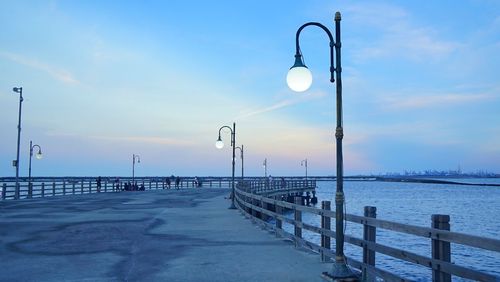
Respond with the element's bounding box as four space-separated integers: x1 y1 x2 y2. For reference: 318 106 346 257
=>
1 0 499 177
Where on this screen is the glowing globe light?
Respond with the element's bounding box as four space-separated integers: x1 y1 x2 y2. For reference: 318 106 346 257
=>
215 140 224 149
35 151 43 160
287 66 313 92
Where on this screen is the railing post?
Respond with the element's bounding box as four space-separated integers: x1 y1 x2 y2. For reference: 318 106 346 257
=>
28 182 33 199
89 181 92 194
432 214 451 282
363 206 377 281
294 196 302 248
63 182 66 195
2 183 7 200
41 182 45 197
104 181 107 193
15 182 20 200
275 203 282 237
52 182 55 196
80 181 84 194
321 201 331 262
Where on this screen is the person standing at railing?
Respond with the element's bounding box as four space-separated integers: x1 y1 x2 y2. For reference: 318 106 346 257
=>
96 176 102 193
175 176 180 189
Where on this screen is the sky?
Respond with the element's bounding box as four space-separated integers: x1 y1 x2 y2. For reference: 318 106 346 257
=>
0 0 499 177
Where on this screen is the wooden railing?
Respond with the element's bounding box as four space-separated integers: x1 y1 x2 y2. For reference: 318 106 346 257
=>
242 179 316 196
234 185 500 281
0 177 234 200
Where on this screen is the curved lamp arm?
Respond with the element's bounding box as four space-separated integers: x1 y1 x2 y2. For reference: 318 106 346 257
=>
294 22 335 83
217 125 234 147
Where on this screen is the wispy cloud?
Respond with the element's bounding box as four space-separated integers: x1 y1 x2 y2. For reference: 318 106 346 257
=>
0 51 79 84
89 135 196 146
235 90 326 119
383 93 496 110
45 131 195 147
346 3 459 61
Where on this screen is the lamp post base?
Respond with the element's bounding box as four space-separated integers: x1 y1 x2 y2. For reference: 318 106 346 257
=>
321 261 359 282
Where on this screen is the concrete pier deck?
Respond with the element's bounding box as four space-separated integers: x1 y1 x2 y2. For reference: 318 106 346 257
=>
0 189 329 281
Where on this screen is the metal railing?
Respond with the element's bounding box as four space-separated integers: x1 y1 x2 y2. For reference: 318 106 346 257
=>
0 177 234 200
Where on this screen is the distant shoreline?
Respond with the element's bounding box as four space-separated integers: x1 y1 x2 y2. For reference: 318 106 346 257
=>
373 177 500 187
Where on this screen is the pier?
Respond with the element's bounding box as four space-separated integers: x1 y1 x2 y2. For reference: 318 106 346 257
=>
1 177 499 281
0 187 329 281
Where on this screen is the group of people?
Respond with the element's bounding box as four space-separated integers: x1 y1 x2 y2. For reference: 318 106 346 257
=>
123 182 145 191
164 175 181 189
95 175 203 192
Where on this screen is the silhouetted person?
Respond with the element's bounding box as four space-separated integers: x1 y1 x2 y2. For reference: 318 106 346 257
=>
166 177 171 189
96 176 102 192
175 176 180 189
140 184 145 191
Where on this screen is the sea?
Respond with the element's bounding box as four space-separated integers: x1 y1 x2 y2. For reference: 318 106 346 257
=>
281 178 500 281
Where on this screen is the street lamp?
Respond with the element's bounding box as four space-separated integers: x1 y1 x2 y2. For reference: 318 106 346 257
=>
301 159 308 181
287 12 357 280
28 141 43 182
235 145 244 179
215 122 237 209
12 87 23 199
132 154 140 184
262 158 267 178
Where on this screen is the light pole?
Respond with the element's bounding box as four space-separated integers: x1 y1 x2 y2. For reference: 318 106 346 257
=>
28 141 43 184
132 154 140 184
263 158 267 178
12 87 23 199
301 159 308 181
287 12 357 280
215 122 237 209
235 145 244 179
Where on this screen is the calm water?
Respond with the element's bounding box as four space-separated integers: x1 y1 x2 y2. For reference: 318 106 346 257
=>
282 179 500 281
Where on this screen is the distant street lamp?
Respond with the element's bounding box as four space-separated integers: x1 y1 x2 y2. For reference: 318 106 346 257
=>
263 158 267 178
286 12 357 279
12 87 24 199
235 145 244 179
132 154 140 184
301 159 308 181
215 122 237 209
28 141 43 184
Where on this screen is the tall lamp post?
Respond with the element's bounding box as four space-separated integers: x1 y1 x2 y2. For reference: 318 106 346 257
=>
28 141 43 184
132 154 140 184
235 145 244 179
301 158 308 181
215 122 237 209
263 158 267 178
286 12 357 280
12 87 23 199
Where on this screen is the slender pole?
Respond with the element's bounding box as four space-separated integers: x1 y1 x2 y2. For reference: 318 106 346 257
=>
14 87 23 199
132 154 135 183
332 12 352 277
28 141 33 181
241 145 244 179
306 159 307 182
264 159 267 178
230 122 236 209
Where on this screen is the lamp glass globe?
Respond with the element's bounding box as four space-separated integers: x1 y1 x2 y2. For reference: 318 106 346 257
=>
36 152 43 160
286 66 312 92
215 140 224 149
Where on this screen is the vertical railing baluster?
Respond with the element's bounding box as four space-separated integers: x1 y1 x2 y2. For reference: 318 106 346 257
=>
432 214 451 282
363 206 377 281
294 196 302 248
321 201 331 262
